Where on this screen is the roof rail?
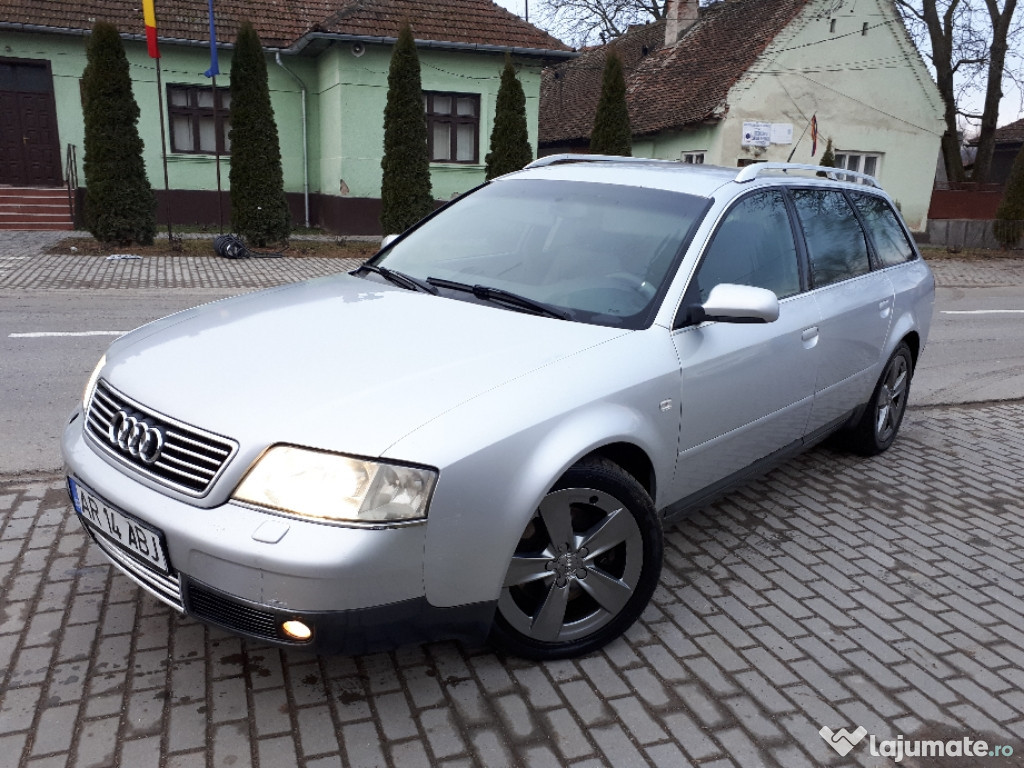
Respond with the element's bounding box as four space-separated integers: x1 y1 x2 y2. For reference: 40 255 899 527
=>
524 153 676 169
735 161 880 188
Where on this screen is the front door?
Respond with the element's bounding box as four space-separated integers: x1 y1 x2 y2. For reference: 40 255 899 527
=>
0 59 62 186
670 188 820 499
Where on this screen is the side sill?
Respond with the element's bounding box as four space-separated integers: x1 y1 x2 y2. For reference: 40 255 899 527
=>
660 409 857 524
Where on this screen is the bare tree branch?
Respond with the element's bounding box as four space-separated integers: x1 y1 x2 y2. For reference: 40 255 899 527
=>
898 0 1022 182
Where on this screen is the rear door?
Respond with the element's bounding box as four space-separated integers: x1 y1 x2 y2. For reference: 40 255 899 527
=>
789 188 895 431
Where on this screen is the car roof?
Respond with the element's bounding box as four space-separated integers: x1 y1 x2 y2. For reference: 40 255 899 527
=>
504 155 885 200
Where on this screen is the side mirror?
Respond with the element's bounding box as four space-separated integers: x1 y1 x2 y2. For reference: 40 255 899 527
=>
689 283 780 324
381 234 400 248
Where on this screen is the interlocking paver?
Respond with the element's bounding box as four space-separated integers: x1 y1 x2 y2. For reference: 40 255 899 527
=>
2 336 1024 768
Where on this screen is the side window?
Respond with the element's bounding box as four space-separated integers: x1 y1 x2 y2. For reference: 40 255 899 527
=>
851 193 916 267
791 189 870 288
694 190 801 302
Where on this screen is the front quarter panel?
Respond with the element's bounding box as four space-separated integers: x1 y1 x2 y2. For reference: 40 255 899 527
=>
385 329 683 609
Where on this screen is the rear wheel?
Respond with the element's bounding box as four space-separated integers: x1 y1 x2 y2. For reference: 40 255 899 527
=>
841 342 913 456
490 458 663 660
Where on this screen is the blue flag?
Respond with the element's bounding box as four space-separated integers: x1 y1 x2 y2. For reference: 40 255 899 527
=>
203 0 220 77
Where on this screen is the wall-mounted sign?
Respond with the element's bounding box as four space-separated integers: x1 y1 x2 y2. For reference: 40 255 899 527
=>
742 121 772 147
770 123 794 145
742 121 795 147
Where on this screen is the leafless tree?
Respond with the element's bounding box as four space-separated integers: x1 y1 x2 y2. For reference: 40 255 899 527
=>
536 0 721 48
535 0 666 47
895 0 1023 183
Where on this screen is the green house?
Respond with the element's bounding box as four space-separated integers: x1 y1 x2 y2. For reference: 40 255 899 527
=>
0 0 572 233
540 0 945 232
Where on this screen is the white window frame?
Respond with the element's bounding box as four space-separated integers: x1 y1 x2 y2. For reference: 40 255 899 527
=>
834 151 882 182
682 151 706 164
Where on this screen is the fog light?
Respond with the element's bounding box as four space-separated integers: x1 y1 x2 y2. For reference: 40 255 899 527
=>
282 620 312 641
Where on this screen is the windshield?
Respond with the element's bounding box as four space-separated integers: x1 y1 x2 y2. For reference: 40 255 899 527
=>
371 179 708 328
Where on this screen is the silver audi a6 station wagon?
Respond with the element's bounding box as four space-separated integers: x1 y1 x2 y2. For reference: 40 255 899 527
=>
63 158 934 659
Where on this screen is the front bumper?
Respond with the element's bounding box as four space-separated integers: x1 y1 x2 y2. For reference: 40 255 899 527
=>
62 411 492 654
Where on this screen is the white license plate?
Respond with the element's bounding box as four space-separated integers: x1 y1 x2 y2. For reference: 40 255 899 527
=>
69 478 170 574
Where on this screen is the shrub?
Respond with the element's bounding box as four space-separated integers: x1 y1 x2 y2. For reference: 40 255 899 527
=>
993 146 1024 249
81 22 156 245
229 21 291 247
380 23 434 234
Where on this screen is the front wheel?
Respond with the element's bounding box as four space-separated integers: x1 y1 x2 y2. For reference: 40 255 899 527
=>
490 458 663 660
841 342 913 456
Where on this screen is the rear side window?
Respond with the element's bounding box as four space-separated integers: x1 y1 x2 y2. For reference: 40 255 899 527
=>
694 190 801 301
851 193 916 267
791 189 870 288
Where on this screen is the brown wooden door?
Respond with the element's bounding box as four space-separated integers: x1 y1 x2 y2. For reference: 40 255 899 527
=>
0 59 62 186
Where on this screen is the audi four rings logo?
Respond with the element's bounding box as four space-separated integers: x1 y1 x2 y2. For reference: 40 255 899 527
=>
109 409 165 465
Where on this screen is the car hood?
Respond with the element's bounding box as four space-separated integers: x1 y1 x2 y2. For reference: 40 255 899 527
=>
102 273 628 459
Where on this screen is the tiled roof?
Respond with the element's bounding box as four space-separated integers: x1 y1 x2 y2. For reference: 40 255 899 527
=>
540 0 808 145
1 0 335 49
319 0 570 52
1 0 570 53
994 118 1024 145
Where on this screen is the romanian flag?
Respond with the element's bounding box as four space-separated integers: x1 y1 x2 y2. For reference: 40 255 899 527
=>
143 0 160 58
811 114 818 157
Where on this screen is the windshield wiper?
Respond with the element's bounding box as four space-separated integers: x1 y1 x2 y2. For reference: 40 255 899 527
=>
355 263 437 294
426 277 570 320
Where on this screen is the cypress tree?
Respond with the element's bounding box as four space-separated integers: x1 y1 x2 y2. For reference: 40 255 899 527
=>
815 138 836 177
485 57 533 180
589 48 631 156
380 23 433 234
81 22 156 245
819 138 837 167
993 146 1024 248
229 21 290 247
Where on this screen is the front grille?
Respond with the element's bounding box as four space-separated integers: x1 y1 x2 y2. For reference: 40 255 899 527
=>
86 380 237 497
87 527 184 610
186 582 282 641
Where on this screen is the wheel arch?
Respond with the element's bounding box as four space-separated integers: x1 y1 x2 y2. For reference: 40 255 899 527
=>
582 442 657 501
901 330 921 371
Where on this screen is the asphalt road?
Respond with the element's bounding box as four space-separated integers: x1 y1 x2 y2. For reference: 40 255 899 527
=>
2 280 1022 477
914 285 1024 405
1 288 243 475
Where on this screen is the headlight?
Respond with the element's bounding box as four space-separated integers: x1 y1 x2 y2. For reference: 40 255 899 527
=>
83 354 106 409
233 445 436 523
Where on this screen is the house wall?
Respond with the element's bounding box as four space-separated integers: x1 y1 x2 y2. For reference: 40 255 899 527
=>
314 41 545 232
0 30 316 201
3 28 549 234
636 0 945 232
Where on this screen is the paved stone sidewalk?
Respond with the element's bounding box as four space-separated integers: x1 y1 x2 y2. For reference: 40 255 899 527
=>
3 230 1023 291
0 231 359 290
2 402 1023 768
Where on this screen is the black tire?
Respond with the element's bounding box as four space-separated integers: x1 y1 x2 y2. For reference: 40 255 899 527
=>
840 342 913 456
490 457 663 660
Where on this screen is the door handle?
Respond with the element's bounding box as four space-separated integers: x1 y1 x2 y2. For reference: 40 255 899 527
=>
801 327 819 342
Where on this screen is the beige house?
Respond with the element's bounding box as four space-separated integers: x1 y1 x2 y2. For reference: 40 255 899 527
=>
540 0 944 231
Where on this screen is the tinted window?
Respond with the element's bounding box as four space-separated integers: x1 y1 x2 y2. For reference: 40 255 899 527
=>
851 193 915 267
791 189 870 288
695 190 801 301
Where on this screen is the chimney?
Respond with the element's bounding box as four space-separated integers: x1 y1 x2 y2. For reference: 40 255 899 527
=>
664 0 699 46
